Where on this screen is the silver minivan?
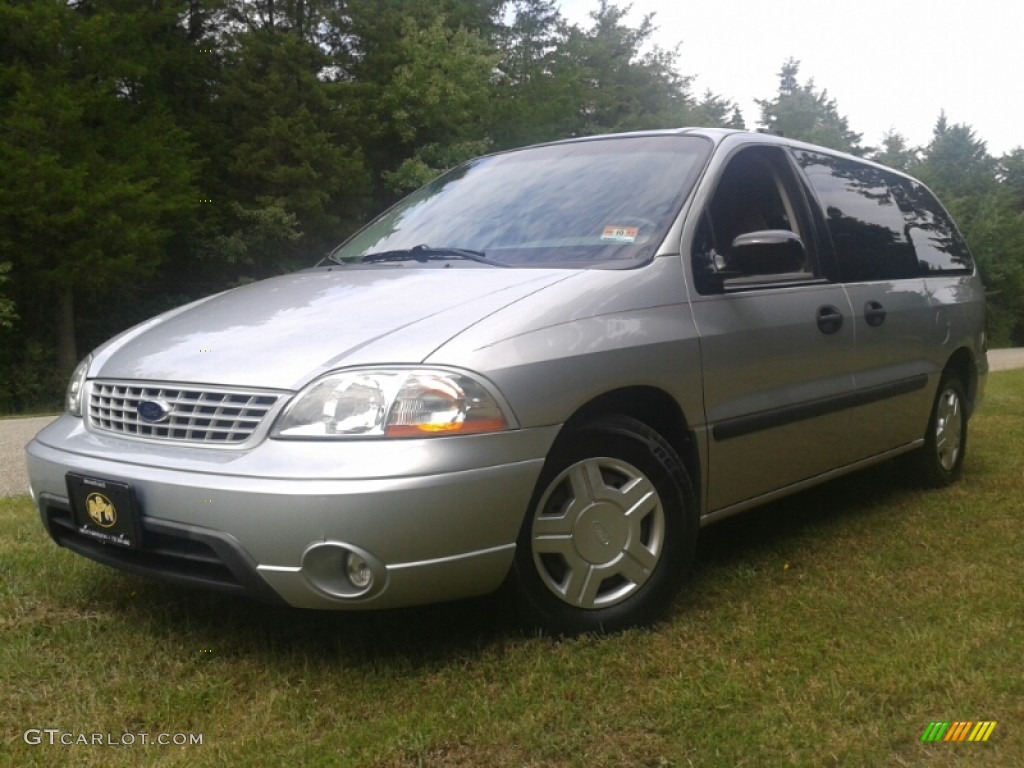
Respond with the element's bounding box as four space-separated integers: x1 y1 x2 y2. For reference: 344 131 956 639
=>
26 128 987 633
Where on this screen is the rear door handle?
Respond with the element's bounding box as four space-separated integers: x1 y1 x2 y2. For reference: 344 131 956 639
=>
864 300 886 327
816 305 844 335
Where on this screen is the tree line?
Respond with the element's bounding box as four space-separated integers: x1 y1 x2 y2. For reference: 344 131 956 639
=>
1 0 1022 412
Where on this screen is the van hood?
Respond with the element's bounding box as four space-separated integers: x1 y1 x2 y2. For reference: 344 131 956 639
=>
91 267 578 390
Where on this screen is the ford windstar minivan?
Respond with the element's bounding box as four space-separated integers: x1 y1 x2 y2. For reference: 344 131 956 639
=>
26 128 987 633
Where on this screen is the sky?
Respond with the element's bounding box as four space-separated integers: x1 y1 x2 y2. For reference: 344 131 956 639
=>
557 0 1023 157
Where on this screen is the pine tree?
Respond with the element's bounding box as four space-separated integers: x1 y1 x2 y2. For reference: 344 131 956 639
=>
0 0 197 374
917 114 1024 345
870 131 918 172
756 58 863 154
558 1 697 136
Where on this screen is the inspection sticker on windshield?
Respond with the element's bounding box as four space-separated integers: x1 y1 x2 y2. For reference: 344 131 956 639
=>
601 226 639 243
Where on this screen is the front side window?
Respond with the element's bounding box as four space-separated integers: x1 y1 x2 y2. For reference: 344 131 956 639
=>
330 136 711 269
795 151 919 282
692 145 816 293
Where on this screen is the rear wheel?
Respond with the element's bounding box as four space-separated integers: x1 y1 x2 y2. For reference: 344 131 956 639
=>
510 415 697 634
906 371 968 487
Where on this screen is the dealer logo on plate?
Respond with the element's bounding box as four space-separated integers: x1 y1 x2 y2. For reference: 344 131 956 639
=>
86 493 117 528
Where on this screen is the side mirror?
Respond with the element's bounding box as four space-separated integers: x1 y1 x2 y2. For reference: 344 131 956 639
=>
730 230 806 275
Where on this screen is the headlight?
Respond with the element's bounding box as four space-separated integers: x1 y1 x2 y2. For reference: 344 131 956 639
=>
65 354 92 417
272 369 512 438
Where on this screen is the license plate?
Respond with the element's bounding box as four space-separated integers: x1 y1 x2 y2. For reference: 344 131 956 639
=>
65 474 142 548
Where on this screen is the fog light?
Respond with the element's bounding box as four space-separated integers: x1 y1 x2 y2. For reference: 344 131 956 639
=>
346 553 373 589
302 542 384 599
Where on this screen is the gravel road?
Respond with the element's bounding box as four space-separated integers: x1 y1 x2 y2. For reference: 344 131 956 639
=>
0 416 56 498
989 347 1024 371
3 349 1023 498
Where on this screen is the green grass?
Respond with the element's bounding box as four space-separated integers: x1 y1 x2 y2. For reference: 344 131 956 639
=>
3 373 1023 767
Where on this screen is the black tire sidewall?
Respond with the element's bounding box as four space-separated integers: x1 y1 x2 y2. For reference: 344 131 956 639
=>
510 415 697 634
916 373 968 487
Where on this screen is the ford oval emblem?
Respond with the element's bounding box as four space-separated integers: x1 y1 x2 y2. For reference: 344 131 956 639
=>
137 399 171 424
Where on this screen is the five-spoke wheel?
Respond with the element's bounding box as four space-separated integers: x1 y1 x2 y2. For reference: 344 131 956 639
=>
510 415 697 634
531 456 666 610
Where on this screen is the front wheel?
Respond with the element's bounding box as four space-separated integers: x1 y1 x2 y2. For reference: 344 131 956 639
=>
509 416 697 634
905 372 968 487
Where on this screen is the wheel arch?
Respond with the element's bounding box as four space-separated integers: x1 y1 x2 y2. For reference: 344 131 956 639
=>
943 346 979 418
558 386 702 511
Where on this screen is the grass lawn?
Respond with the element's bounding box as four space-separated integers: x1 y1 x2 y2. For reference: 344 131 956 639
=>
2 372 1022 767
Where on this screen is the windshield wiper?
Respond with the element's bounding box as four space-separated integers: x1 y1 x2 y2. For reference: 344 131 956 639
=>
359 245 509 267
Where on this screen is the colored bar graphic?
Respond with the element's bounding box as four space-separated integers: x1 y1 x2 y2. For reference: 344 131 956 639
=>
922 721 996 742
969 722 998 742
944 721 972 741
921 722 949 742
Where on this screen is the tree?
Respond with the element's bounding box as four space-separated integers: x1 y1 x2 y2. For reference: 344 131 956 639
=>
692 90 745 129
208 26 371 276
915 113 997 205
0 262 15 330
497 0 564 90
950 195 1024 346
342 0 503 84
5 0 1019 411
491 0 576 148
997 147 1024 212
0 0 197 374
377 18 497 155
557 1 697 136
916 115 1024 345
870 130 918 172
756 58 863 154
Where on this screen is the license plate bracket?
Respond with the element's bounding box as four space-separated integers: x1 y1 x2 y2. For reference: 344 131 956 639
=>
65 473 142 548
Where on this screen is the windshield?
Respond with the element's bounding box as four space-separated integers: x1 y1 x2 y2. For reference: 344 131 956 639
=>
330 135 711 268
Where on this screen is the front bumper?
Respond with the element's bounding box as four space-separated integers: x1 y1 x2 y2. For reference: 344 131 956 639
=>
26 415 558 609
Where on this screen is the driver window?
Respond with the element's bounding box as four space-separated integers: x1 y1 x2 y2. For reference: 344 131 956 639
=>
693 146 815 293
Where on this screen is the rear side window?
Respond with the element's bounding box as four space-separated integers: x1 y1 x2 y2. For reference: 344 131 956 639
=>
890 179 974 274
795 151 918 282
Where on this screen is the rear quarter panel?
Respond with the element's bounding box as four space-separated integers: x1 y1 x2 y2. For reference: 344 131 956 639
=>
927 272 988 411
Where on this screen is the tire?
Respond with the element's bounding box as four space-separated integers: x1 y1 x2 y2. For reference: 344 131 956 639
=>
906 371 968 488
509 415 697 635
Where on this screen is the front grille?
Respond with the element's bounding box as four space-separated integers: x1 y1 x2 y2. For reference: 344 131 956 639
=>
89 381 282 444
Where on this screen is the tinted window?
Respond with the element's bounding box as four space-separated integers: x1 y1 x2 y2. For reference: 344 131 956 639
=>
331 136 711 268
890 179 973 274
795 151 918 282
